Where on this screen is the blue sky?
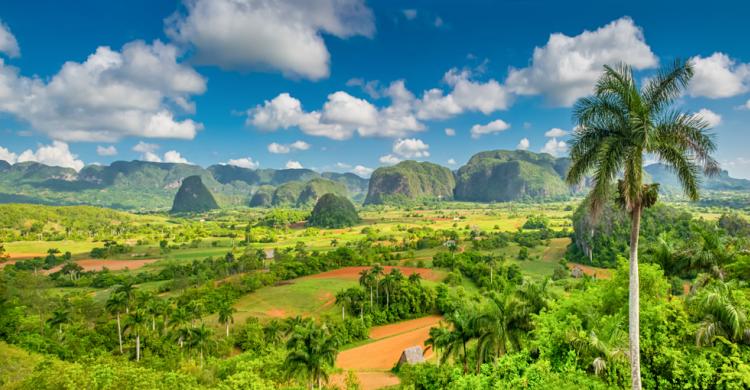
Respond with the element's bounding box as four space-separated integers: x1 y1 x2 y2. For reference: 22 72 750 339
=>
0 0 748 178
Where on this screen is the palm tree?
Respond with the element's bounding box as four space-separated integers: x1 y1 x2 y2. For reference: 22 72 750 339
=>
106 292 127 354
187 324 214 368
691 281 750 346
47 306 70 336
169 306 191 348
114 281 137 313
285 322 339 389
425 324 451 366
567 60 719 389
358 269 375 311
217 302 236 337
442 309 479 373
475 293 524 370
124 309 149 362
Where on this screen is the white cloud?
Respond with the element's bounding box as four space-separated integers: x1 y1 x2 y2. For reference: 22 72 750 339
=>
517 138 530 150
392 138 430 158
351 165 373 177
0 20 20 57
541 138 568 157
321 91 378 127
166 0 374 80
248 81 424 140
447 158 457 165
470 119 510 139
379 154 401 165
506 17 657 106
688 53 750 99
226 157 260 169
335 162 352 169
434 17 444 28
723 157 750 180
285 160 303 169
133 141 159 154
96 145 118 156
402 9 417 20
544 128 568 137
0 145 17 163
0 40 205 142
268 140 310 154
744 99 750 110
696 108 722 127
16 141 85 171
444 128 456 136
416 68 511 120
163 150 190 164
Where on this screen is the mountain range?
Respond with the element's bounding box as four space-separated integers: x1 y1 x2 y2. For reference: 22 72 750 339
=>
1 150 747 210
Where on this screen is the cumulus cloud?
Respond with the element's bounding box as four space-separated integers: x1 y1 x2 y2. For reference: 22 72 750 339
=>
541 138 568 157
163 150 190 164
544 128 568 137
379 154 401 165
16 141 85 171
470 119 510 139
688 53 750 98
166 0 374 80
0 20 20 57
447 158 457 165
517 138 530 150
351 164 373 177
696 108 722 127
744 99 750 110
346 78 382 99
416 68 511 120
96 145 118 156
0 145 17 163
285 160 303 169
444 128 456 136
267 140 311 154
723 157 750 180
248 81 424 140
506 17 657 106
0 40 205 142
226 157 260 169
392 138 430 158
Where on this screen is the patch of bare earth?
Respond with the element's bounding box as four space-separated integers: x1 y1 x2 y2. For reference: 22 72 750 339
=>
332 315 442 389
568 262 612 279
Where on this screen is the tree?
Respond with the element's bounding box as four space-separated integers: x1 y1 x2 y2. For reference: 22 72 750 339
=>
106 292 127 354
47 306 70 336
425 324 451 366
285 322 339 389
442 309 479 373
217 302 236 337
187 324 214 368
358 269 376 311
691 280 750 346
113 281 137 313
124 309 149 362
566 60 718 389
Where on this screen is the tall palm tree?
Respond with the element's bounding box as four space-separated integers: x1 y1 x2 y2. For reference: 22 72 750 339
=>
217 302 236 337
358 269 375 310
285 322 339 389
106 291 127 354
169 306 191 348
567 60 719 389
442 309 479 373
187 324 214 368
47 306 70 336
114 281 137 313
124 309 149 362
425 324 451 366
691 281 750 346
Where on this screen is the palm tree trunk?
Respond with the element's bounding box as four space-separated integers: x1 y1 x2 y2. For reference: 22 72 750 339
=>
136 334 141 362
117 313 123 354
462 340 468 374
370 285 373 310
342 305 345 320
226 322 230 337
629 206 642 390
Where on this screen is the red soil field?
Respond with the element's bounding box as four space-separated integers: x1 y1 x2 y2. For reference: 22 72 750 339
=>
333 315 442 389
568 262 612 279
307 266 443 282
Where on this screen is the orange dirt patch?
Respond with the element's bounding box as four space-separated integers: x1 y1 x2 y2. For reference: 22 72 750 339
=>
568 263 612 279
308 266 443 282
6 252 46 259
46 258 158 273
0 260 16 269
330 371 400 390
266 308 286 318
337 315 441 370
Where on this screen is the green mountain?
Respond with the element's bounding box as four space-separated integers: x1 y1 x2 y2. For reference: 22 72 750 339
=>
271 181 306 207
170 176 219 213
364 161 455 205
454 150 570 202
0 160 368 211
296 178 348 207
307 193 360 228
248 185 275 207
645 163 750 193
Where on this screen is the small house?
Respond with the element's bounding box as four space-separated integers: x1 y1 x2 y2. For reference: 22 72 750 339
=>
398 346 425 365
